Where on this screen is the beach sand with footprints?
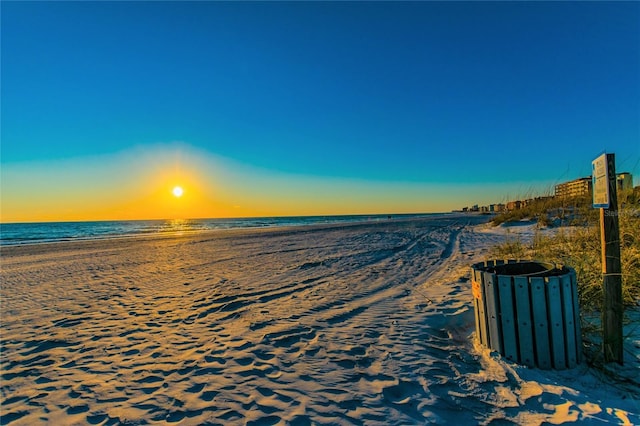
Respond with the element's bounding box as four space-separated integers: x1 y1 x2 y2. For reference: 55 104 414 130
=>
1 216 638 424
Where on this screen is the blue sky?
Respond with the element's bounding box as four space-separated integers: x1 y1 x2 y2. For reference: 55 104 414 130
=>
2 1 639 221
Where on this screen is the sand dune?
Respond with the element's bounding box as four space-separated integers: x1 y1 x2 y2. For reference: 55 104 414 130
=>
1 216 638 425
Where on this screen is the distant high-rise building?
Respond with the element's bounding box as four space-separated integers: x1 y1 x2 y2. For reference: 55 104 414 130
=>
555 177 592 198
617 172 633 192
506 200 522 210
555 173 633 198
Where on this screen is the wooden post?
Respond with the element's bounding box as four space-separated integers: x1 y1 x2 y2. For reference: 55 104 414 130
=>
600 153 623 364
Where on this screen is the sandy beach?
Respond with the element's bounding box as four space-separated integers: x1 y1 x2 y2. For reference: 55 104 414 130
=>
1 216 638 425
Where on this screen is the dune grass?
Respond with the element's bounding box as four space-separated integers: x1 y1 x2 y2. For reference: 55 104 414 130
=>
491 194 596 227
490 191 639 310
490 190 640 369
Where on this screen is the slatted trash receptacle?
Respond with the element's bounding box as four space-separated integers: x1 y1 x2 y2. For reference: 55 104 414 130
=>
471 260 582 369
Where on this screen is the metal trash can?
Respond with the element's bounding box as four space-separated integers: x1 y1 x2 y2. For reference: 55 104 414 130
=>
471 260 582 369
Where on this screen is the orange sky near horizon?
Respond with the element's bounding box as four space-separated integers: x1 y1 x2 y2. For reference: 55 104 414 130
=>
1 146 228 222
0 143 556 223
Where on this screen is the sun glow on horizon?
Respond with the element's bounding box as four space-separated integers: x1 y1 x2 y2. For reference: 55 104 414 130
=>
172 186 184 197
0 144 478 223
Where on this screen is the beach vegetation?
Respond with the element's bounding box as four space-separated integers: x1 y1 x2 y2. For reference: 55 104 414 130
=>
490 189 640 368
491 191 639 308
491 194 596 227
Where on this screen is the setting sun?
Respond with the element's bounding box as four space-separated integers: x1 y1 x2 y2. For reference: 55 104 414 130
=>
172 186 184 197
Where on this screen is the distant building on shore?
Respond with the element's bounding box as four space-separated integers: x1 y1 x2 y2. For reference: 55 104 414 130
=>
457 173 633 215
555 173 634 199
617 172 633 192
506 200 522 211
555 177 592 198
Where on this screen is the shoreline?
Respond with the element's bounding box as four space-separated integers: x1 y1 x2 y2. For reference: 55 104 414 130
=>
0 213 472 253
0 213 461 248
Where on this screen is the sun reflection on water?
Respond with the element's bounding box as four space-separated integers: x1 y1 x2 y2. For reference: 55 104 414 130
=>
159 219 201 234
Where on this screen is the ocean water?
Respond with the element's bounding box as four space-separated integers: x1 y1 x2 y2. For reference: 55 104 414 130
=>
0 214 437 246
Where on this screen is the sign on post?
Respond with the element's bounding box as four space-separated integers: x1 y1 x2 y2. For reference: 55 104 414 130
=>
593 152 623 365
592 153 610 208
